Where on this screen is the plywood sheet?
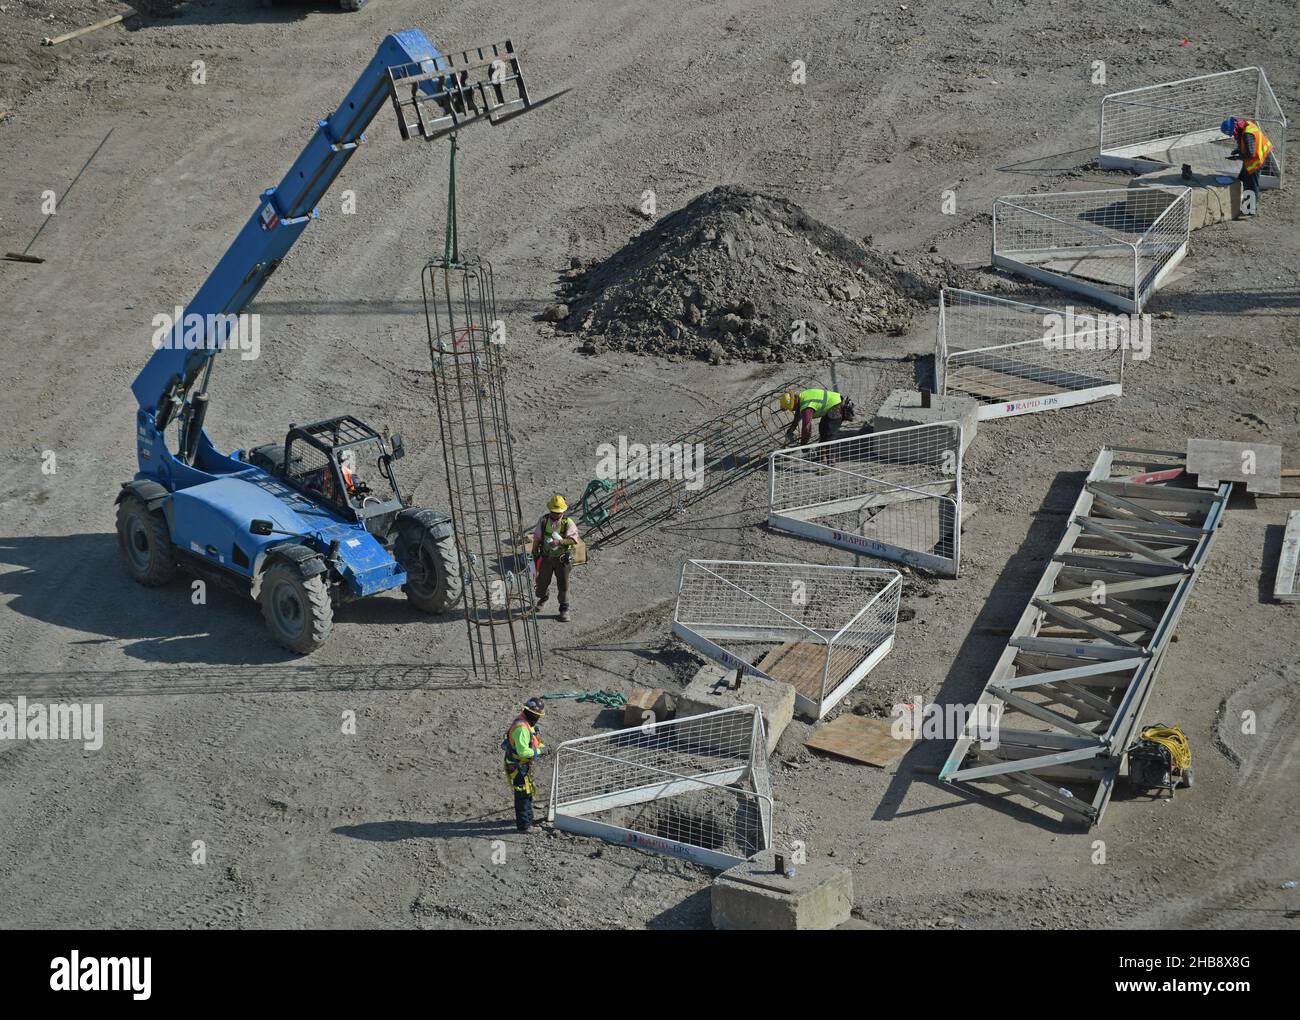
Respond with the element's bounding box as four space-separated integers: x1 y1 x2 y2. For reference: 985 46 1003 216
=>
1187 438 1282 494
804 714 913 767
1274 510 1300 602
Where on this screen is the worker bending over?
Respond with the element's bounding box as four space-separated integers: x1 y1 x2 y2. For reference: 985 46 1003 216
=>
501 698 545 833
1221 116 1275 214
533 494 579 622
781 388 856 446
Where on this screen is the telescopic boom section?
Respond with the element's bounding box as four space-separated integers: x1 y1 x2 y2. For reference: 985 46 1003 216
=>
130 30 444 422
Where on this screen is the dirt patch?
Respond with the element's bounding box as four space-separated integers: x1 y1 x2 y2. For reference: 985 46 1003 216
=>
553 186 980 363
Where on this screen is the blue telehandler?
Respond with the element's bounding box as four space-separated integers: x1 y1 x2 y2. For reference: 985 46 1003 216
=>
118 33 548 653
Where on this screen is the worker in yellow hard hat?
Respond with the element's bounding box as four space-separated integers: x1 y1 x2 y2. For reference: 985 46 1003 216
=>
782 388 856 446
532 494 579 621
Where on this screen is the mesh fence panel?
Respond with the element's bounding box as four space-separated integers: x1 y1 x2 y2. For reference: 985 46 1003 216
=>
768 422 962 575
672 560 902 717
992 187 1190 311
549 705 772 866
1100 67 1286 185
937 289 1125 418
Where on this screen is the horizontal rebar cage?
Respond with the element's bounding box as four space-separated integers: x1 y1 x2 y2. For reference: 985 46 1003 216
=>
548 705 772 870
992 187 1191 313
578 379 799 548
671 560 902 719
1099 67 1287 189
768 422 963 577
939 446 1231 828
936 288 1125 419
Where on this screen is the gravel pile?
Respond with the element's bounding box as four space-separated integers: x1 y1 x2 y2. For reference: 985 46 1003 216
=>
549 185 980 362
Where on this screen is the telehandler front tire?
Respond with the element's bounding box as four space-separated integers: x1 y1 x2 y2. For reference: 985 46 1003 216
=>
402 528 463 613
259 559 333 653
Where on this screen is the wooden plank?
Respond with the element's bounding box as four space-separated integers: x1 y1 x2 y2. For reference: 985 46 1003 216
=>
1186 438 1282 494
1274 510 1300 602
805 714 913 767
756 641 829 703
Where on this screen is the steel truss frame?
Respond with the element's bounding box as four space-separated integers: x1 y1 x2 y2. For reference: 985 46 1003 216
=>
939 446 1230 827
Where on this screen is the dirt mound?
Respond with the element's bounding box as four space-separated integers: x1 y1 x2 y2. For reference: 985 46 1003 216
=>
553 186 979 362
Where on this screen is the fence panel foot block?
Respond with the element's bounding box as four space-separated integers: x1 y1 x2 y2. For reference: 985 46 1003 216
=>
678 662 793 754
712 850 853 930
873 389 979 452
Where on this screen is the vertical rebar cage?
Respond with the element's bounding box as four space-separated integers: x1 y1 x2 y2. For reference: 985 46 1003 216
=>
422 257 542 679
1099 67 1287 189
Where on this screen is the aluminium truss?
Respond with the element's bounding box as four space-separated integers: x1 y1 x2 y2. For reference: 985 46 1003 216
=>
939 446 1230 827
936 289 1125 419
548 705 772 869
670 560 902 719
768 422 963 576
992 187 1191 313
1099 67 1287 190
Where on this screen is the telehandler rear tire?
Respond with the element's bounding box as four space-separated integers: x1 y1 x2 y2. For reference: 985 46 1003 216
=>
402 528 463 613
260 560 333 653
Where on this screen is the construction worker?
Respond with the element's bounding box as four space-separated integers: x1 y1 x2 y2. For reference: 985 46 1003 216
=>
1221 116 1276 213
533 494 579 622
319 449 363 504
501 697 545 833
780 388 857 446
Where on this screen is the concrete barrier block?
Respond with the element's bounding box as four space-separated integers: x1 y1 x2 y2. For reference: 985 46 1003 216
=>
712 850 853 930
872 389 977 455
677 663 793 756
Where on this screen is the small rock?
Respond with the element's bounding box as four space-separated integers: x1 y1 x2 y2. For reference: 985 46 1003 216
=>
717 313 744 333
737 298 758 319
542 303 569 322
707 340 726 365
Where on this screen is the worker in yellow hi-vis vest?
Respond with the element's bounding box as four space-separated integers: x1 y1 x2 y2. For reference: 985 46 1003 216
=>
780 388 857 446
501 698 545 833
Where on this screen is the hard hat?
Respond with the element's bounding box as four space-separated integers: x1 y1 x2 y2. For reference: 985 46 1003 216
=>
523 697 545 718
1220 117 1238 136
547 494 568 513
779 391 797 411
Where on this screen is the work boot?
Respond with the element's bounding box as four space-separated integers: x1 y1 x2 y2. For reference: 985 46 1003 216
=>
558 604 571 622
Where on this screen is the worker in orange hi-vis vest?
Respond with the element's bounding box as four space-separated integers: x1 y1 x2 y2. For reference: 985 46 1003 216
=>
1221 116 1276 215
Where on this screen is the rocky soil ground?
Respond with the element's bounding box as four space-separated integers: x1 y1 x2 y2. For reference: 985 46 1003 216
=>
0 0 1296 930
